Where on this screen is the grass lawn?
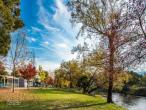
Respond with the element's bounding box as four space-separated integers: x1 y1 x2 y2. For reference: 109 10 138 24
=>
0 88 126 110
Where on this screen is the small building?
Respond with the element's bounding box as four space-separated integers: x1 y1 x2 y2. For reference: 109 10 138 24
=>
0 75 26 88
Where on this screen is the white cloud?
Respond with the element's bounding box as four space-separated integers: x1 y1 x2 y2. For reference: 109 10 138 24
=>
29 46 43 50
31 37 36 42
26 36 37 42
37 0 60 32
53 0 71 32
31 26 42 32
36 58 60 71
57 43 68 48
34 0 80 69
43 24 60 32
49 0 80 62
43 41 49 46
40 42 55 52
55 50 77 61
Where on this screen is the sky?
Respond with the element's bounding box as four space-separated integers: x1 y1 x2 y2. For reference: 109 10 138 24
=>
19 0 79 71
12 0 146 73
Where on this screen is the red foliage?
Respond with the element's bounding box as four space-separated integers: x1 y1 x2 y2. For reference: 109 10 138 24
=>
19 63 37 80
45 76 54 85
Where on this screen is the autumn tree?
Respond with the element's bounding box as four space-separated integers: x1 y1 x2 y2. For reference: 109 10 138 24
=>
0 0 23 56
44 75 54 87
19 63 36 88
80 50 105 94
9 31 33 92
54 60 82 88
68 0 137 103
60 60 82 88
38 66 49 86
54 69 62 87
54 68 68 88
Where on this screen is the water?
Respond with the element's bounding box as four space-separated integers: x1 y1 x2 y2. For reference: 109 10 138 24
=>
113 93 146 110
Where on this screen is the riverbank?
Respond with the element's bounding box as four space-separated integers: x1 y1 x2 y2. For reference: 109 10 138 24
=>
123 87 146 97
0 88 126 110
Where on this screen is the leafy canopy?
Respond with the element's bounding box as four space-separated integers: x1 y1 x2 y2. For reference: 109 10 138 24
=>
0 0 23 56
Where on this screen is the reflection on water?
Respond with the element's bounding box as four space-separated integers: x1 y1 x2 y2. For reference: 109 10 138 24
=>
113 93 146 110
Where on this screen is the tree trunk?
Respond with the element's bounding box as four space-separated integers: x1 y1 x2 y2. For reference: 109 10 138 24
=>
27 80 29 89
107 75 113 103
12 67 15 93
70 81 73 88
107 36 115 103
12 75 15 93
83 87 87 93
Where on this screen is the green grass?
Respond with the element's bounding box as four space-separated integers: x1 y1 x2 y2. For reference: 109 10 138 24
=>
0 88 126 110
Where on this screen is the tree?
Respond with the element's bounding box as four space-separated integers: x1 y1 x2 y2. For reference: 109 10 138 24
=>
80 50 105 94
113 71 132 92
38 66 49 87
68 0 136 103
126 71 142 86
0 0 23 56
54 69 63 87
121 0 146 67
141 74 146 87
44 76 54 87
19 63 36 88
77 75 89 93
54 60 82 88
60 60 82 88
9 31 33 92
54 69 68 88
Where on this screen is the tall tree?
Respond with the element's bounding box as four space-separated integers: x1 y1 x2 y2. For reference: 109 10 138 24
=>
9 32 32 92
68 0 136 103
0 0 23 56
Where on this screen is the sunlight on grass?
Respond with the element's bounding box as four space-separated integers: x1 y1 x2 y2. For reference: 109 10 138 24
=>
0 88 126 110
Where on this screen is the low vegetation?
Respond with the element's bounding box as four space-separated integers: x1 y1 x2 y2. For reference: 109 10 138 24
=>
0 88 125 110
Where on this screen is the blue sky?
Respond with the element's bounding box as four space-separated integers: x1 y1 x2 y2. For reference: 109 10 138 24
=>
20 0 80 71
12 0 145 73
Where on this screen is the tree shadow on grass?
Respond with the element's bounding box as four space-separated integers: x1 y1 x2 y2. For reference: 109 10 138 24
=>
24 100 107 110
52 102 107 110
